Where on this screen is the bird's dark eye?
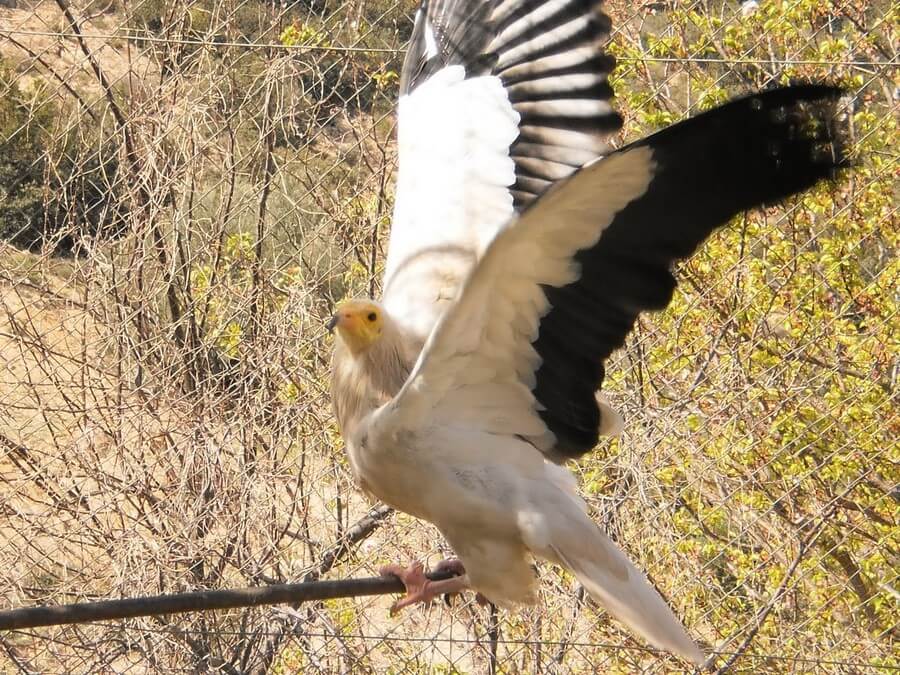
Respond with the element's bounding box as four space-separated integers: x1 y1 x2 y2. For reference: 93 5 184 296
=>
367 312 377 322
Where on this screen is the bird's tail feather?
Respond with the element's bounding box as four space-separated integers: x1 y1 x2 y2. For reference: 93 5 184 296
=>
550 525 705 665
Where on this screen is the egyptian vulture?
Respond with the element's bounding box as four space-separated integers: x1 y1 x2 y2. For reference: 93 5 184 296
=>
328 0 847 664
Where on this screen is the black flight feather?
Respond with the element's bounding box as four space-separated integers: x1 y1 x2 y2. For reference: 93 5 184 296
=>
531 84 850 461
400 0 621 210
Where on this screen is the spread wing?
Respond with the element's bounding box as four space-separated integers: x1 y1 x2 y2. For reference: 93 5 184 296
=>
383 0 622 344
384 86 847 462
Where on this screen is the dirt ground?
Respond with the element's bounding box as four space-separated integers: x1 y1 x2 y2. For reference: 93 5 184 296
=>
1 2 159 102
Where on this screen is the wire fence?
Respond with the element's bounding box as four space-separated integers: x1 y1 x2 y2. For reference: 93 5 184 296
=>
0 0 896 672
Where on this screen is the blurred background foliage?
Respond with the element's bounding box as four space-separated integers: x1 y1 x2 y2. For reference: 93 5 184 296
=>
0 0 896 671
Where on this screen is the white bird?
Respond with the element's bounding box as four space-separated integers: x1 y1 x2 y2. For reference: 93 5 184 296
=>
328 0 847 665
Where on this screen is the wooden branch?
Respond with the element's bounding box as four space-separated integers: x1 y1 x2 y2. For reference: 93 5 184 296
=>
51 0 127 130
52 0 190 370
3 34 98 122
0 570 455 631
308 503 394 581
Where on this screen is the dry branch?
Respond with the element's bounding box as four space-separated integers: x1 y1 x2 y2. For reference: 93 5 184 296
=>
0 571 456 631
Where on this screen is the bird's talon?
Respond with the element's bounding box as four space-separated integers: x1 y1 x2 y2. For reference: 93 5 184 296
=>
381 558 472 615
379 562 413 579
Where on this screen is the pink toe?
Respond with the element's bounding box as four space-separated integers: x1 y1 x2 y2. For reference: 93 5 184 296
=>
379 564 405 578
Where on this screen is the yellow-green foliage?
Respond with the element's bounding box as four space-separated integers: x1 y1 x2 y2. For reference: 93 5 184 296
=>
280 20 332 50
592 1 898 669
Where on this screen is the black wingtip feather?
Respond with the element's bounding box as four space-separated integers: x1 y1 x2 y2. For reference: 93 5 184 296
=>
634 84 850 204
532 83 851 461
401 0 622 210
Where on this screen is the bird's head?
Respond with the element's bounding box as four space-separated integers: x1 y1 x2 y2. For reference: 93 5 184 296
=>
327 299 385 354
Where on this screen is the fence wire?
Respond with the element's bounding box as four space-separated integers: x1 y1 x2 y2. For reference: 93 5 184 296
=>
0 0 897 672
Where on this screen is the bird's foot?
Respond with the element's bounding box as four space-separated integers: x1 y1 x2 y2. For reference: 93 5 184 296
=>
379 559 488 615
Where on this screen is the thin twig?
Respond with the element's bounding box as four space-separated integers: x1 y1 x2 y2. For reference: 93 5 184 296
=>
0 27 895 66
306 503 394 582
487 603 499 675
712 511 834 673
3 35 99 122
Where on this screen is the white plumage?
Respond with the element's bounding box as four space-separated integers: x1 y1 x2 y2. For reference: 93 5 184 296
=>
345 146 703 662
385 66 519 344
328 0 847 666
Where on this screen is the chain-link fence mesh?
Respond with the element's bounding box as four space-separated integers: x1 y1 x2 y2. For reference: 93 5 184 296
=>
0 0 896 671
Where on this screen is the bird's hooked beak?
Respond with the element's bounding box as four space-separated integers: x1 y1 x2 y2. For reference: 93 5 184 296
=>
326 314 339 333
327 302 381 354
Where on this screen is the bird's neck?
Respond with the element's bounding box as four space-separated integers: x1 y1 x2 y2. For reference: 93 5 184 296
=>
330 328 411 438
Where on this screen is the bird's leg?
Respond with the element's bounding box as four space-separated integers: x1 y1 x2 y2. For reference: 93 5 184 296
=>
380 559 489 615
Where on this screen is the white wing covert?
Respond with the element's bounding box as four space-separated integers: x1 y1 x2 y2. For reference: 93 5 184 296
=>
385 147 654 454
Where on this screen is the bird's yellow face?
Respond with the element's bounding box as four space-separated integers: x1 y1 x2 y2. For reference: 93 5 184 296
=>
327 299 384 354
